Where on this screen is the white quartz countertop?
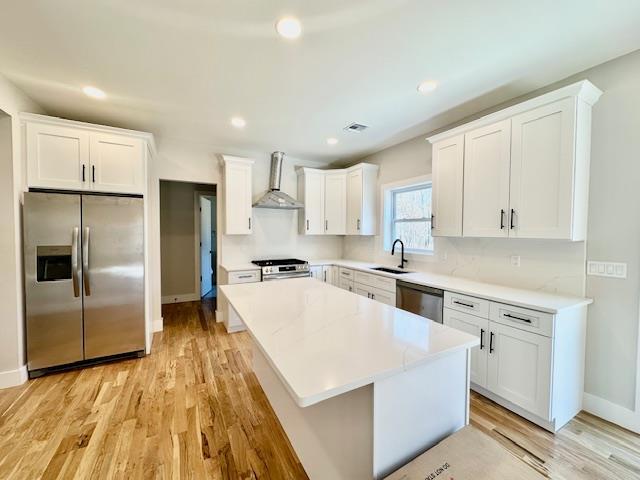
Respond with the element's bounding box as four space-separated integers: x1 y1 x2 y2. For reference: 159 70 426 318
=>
220 278 479 407
309 259 592 314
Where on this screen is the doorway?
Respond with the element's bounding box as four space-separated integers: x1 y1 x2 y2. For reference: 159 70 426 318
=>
159 181 217 305
196 192 217 299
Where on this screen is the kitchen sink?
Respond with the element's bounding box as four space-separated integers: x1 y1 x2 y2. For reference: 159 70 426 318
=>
371 267 411 275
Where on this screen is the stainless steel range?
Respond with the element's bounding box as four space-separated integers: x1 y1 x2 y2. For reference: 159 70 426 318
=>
251 258 310 281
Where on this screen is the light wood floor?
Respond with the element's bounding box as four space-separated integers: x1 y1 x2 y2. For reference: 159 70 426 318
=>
0 300 638 479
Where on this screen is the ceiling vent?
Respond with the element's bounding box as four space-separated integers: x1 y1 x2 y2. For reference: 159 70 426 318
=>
343 122 369 133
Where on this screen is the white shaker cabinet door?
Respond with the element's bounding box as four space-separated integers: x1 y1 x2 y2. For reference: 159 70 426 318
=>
90 133 144 194
26 122 90 191
487 322 552 420
443 308 489 388
463 120 511 238
224 160 253 235
301 171 325 235
346 168 363 235
431 135 464 237
509 97 576 239
324 172 347 235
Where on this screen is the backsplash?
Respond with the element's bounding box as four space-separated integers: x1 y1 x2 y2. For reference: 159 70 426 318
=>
343 235 586 297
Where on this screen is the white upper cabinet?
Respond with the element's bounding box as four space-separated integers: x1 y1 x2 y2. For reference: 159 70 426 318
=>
223 156 253 235
90 133 144 194
346 163 378 235
24 114 150 195
431 134 464 237
324 172 347 235
463 120 511 238
509 97 578 239
26 122 90 191
298 169 325 235
428 80 602 241
297 163 376 236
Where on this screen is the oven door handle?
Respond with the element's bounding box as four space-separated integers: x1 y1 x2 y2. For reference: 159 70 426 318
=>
262 272 311 281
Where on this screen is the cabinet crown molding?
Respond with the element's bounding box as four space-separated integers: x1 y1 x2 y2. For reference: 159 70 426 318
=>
220 154 254 166
296 162 378 176
426 80 602 144
20 112 155 147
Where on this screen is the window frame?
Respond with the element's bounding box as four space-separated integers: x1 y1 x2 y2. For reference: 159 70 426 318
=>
382 175 434 256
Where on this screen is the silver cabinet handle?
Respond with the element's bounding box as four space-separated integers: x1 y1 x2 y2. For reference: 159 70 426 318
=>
238 275 253 279
71 227 80 297
82 226 91 296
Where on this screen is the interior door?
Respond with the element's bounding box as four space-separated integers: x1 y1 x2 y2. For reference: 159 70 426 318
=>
443 308 489 387
324 172 347 234
487 322 552 420
431 135 464 237
509 97 576 239
23 192 84 371
463 121 511 237
90 133 144 194
26 122 89 191
82 195 145 359
346 169 363 234
200 196 213 296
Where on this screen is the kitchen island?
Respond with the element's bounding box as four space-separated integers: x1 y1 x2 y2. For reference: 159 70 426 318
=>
220 278 478 479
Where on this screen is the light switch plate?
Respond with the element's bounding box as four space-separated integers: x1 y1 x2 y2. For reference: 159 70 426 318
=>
587 261 627 279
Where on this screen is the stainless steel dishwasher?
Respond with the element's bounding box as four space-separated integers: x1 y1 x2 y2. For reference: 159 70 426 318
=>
396 281 444 323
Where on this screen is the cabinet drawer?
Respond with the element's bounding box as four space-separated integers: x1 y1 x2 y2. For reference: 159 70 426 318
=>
339 278 354 292
445 292 490 318
354 271 396 293
339 268 354 280
490 303 554 337
228 270 261 284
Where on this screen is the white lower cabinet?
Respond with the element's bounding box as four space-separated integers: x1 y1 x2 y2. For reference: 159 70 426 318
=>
339 278 354 292
487 322 551 420
322 265 338 285
310 266 323 280
444 294 586 432
443 309 488 387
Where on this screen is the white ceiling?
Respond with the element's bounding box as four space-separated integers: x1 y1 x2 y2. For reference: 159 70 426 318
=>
1 0 640 163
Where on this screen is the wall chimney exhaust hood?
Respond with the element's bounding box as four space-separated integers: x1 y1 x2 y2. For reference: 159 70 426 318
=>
252 152 304 210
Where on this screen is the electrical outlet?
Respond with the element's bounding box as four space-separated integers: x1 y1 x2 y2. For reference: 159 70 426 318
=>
510 255 521 267
587 261 627 279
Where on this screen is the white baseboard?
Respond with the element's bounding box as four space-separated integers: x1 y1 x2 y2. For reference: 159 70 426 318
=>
0 365 28 389
583 392 640 434
161 293 200 304
153 317 163 332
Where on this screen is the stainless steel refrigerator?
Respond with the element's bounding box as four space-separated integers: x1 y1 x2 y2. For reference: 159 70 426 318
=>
23 191 145 377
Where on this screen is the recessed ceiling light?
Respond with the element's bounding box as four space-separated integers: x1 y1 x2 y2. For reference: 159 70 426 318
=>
417 80 438 94
275 17 302 39
230 116 246 129
327 137 338 145
82 86 106 99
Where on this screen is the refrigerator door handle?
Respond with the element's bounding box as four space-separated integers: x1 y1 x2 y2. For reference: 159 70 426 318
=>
71 227 80 297
82 226 91 296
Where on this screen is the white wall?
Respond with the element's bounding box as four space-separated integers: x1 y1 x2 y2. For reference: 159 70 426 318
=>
0 74 44 386
149 138 343 327
342 49 640 430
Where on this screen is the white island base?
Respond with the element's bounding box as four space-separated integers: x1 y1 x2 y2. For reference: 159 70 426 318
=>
253 343 470 479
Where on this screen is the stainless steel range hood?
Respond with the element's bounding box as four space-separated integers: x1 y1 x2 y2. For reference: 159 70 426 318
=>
252 152 304 210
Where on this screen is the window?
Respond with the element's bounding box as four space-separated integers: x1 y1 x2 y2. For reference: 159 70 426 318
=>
388 183 433 253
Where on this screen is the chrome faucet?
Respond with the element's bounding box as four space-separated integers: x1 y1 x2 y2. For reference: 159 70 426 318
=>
391 239 408 269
